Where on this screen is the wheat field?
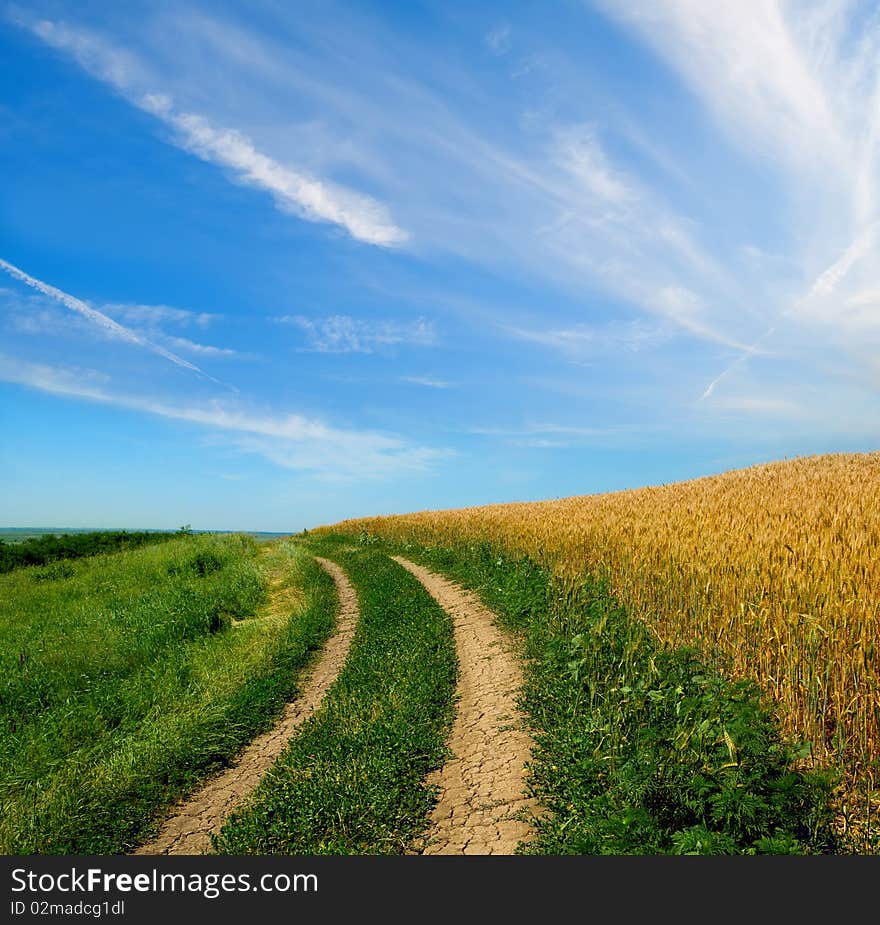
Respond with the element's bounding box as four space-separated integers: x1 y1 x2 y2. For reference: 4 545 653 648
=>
331 452 880 840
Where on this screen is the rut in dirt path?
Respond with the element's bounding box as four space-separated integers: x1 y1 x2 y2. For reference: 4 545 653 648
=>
134 556 358 856
392 556 538 855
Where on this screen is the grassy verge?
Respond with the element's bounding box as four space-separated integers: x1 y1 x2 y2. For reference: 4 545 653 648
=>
344 533 839 855
212 537 457 854
0 535 336 854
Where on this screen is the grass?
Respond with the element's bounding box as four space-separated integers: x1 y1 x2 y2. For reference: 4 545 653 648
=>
0 534 336 854
344 535 839 855
212 536 457 854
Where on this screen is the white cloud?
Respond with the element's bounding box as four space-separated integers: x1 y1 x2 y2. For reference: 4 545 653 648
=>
160 335 240 359
11 0 880 445
530 127 751 348
592 1 847 175
102 303 239 359
553 124 636 208
485 24 511 56
282 314 436 353
21 12 152 89
707 395 807 418
15 13 407 248
400 375 452 389
468 422 626 448
847 289 880 307
507 319 670 361
15 8 746 347
591 0 880 364
104 303 215 328
3 300 80 337
15 6 763 354
0 354 449 480
652 287 759 351
157 108 408 247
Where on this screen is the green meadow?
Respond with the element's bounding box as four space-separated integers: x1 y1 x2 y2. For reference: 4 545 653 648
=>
0 533 335 854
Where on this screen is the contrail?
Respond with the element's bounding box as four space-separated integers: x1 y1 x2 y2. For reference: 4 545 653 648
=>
700 326 776 400
0 256 218 381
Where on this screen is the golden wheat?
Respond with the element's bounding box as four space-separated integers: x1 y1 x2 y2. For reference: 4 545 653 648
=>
328 452 880 839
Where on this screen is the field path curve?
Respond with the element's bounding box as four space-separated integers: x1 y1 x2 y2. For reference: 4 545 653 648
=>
134 555 358 855
392 556 538 855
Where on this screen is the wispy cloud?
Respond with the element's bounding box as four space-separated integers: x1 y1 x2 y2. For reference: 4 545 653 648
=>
9 0 880 464
507 319 670 361
468 422 627 448
400 375 452 389
530 127 751 348
0 354 449 480
3 289 240 361
104 303 215 328
102 304 240 359
13 12 407 247
160 335 240 359
592 1 846 176
470 423 623 437
590 1 880 281
281 314 436 354
16 5 751 348
552 124 636 208
707 395 807 418
145 99 408 247
11 4 760 358
650 287 758 352
590 0 880 411
485 24 511 56
0 257 210 376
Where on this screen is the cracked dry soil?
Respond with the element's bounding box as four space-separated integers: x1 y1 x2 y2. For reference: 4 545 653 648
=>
392 556 538 855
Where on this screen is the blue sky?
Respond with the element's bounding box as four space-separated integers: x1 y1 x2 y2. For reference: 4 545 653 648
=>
2 1 879 532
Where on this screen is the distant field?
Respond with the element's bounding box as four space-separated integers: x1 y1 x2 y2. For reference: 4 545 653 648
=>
0 528 290 544
329 452 880 849
0 529 183 573
0 533 334 853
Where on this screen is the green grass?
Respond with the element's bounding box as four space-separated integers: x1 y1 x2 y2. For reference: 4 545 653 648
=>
343 533 839 855
0 534 336 854
212 536 457 854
